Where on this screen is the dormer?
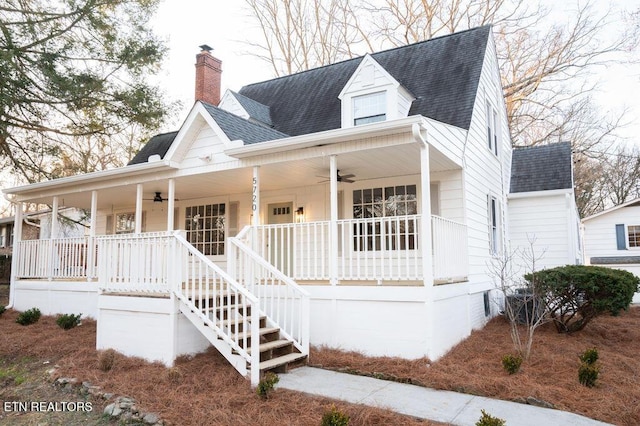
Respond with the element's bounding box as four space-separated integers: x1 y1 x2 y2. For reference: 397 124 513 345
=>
339 55 415 128
218 90 274 128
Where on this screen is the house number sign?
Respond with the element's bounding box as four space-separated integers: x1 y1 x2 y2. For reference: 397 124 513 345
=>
252 177 258 212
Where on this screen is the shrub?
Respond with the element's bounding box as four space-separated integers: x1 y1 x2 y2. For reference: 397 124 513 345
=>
526 265 638 333
578 363 599 387
476 409 506 426
578 347 600 387
321 405 350 426
0 305 5 316
579 347 599 365
56 313 82 330
256 372 279 399
15 308 41 326
501 354 523 375
98 349 118 372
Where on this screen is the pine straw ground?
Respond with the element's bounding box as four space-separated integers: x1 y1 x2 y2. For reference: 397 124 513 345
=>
0 308 438 426
1 289 639 426
311 307 640 426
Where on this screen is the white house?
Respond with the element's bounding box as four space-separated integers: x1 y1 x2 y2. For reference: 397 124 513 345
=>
508 142 582 273
582 199 640 303
3 26 575 385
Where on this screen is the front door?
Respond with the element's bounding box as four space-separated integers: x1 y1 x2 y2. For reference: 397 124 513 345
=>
267 202 294 274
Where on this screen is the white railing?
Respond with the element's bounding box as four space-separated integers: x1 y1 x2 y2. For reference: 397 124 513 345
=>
229 230 310 356
337 215 422 281
431 215 468 282
97 231 261 385
243 214 467 283
16 236 95 280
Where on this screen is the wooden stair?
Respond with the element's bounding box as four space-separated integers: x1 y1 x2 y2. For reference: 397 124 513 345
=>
182 292 307 379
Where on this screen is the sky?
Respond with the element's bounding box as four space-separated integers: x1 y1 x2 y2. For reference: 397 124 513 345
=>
151 1 640 147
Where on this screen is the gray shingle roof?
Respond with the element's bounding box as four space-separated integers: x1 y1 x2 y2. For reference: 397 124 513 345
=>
238 26 490 136
230 91 273 127
510 142 573 193
201 103 288 144
128 131 178 165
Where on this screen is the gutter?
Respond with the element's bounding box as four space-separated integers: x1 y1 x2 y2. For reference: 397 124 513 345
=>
224 116 425 158
507 188 574 199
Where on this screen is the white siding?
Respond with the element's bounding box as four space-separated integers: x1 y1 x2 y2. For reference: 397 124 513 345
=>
583 205 640 260
508 192 578 272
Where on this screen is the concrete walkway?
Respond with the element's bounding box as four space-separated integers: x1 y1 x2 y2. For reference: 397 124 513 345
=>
276 367 611 426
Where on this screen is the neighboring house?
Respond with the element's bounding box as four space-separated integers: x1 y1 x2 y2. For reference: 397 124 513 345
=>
582 199 640 303
3 26 574 385
508 142 582 273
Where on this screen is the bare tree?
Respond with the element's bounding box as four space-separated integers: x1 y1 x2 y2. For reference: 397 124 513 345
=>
601 145 640 207
489 237 548 360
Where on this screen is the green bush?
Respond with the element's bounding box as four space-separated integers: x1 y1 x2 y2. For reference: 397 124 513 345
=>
578 363 599 387
579 347 599 365
476 409 506 426
56 313 82 330
256 372 279 400
501 354 523 375
0 305 5 316
526 265 638 333
321 405 350 426
16 308 41 326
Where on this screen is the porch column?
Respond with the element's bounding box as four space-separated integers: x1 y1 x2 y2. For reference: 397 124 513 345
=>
419 147 433 285
167 179 175 232
252 166 260 227
329 155 338 285
135 184 143 234
87 191 97 280
7 202 24 308
51 196 59 238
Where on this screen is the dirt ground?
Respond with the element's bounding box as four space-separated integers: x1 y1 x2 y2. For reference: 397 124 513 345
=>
0 284 8 306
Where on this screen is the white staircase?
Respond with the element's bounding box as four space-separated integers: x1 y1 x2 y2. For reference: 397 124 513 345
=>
172 232 309 385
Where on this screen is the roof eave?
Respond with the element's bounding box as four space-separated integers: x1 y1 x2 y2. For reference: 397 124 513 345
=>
224 116 426 158
508 188 574 199
3 160 177 198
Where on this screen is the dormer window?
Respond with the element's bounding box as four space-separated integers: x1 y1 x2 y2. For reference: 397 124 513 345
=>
353 92 386 126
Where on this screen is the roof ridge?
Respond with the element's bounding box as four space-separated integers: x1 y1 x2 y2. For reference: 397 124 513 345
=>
241 25 491 88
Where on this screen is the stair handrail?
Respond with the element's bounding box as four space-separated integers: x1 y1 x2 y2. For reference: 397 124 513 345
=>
228 234 310 356
171 232 261 385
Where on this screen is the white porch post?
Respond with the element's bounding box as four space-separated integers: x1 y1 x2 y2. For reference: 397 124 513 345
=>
135 184 143 234
51 196 59 238
167 179 175 232
252 166 260 227
7 202 24 308
329 155 338 285
87 191 97 280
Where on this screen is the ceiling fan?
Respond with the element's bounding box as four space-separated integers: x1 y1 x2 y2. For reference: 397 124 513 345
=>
143 192 179 203
317 170 356 184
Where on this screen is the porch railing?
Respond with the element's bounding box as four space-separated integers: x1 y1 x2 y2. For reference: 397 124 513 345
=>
240 214 467 283
228 230 310 355
16 236 96 280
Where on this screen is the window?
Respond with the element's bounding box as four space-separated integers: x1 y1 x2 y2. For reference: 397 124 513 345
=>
353 92 386 125
486 101 498 156
488 195 500 255
628 225 640 248
352 185 417 251
185 203 226 255
106 212 145 235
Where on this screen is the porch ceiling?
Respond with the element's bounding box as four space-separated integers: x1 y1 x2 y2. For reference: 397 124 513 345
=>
17 142 459 210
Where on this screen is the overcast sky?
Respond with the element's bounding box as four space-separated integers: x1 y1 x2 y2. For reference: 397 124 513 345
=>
153 1 639 142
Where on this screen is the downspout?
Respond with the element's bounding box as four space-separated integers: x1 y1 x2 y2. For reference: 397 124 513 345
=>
412 123 436 359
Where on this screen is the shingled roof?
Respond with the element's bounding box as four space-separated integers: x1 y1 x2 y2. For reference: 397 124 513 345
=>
130 26 490 164
238 26 490 136
128 131 178 165
510 142 573 193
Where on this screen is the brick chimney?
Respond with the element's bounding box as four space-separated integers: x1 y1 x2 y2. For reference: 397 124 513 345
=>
195 44 222 105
